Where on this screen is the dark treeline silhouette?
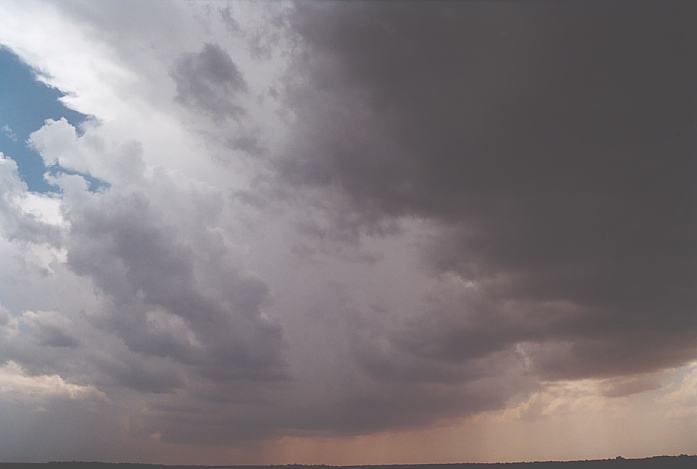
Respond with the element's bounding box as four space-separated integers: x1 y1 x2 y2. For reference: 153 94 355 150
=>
0 455 696 469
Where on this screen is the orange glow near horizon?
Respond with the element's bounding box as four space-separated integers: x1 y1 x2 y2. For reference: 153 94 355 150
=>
149 363 697 466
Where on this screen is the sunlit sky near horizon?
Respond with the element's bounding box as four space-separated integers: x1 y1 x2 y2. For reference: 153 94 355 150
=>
0 1 696 465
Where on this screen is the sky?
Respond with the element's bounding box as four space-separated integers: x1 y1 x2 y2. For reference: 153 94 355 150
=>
0 47 86 191
0 0 695 464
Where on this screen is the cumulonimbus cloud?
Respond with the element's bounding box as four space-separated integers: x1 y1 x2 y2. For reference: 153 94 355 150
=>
0 0 695 462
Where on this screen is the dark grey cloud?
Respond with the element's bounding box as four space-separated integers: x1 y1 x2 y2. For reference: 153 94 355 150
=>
98 356 182 394
143 364 527 445
281 1 697 380
171 43 248 119
31 322 80 348
62 178 286 387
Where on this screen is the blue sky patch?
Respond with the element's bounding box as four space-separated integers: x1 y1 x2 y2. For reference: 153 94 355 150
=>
0 46 88 192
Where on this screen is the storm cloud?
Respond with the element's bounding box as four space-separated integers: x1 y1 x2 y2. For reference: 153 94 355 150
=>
280 0 697 380
0 0 696 464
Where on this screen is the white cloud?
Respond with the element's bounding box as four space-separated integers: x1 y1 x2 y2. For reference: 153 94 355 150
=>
0 360 102 400
1 125 17 142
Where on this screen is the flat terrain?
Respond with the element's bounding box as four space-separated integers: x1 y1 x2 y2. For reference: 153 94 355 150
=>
0 456 696 469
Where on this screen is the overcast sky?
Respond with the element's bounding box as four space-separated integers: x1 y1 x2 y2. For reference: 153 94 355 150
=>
0 0 696 464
